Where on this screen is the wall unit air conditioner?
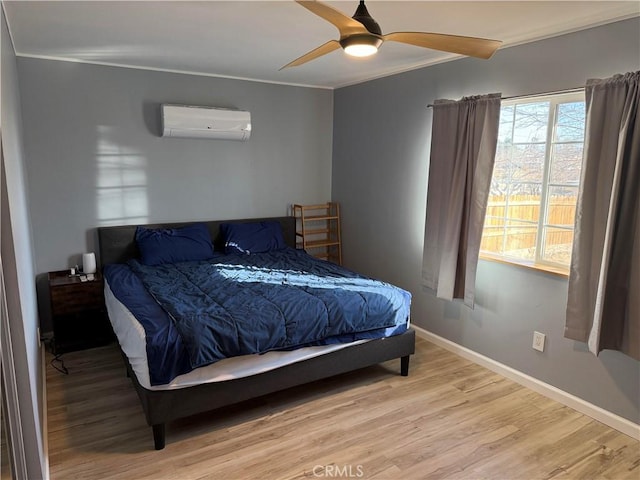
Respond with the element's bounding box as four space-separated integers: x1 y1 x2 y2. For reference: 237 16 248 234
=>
161 104 251 141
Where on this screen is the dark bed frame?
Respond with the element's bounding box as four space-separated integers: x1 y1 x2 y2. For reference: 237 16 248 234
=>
97 216 415 450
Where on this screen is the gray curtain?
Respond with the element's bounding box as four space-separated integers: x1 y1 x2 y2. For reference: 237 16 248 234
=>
422 93 501 307
565 71 640 360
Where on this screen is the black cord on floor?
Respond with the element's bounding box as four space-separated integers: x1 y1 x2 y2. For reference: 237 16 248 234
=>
51 353 69 375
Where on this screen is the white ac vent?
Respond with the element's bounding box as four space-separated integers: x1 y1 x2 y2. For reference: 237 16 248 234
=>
161 104 251 141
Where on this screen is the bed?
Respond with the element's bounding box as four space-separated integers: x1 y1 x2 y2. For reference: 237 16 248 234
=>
98 216 415 450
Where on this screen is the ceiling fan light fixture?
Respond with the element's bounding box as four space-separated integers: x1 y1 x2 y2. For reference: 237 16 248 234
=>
344 43 377 57
340 35 383 57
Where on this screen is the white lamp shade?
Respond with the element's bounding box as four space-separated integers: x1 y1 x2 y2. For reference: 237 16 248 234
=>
82 253 97 274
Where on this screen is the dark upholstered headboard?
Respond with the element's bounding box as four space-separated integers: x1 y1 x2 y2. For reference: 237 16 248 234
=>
97 216 296 267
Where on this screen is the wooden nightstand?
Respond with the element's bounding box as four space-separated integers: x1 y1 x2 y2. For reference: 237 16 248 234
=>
48 270 114 354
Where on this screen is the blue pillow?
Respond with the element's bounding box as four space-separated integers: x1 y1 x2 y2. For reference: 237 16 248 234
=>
135 223 214 265
221 221 286 255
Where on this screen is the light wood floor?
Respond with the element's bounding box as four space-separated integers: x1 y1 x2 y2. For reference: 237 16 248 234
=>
47 338 639 480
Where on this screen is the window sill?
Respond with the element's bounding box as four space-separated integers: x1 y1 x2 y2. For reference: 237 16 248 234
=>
479 253 569 278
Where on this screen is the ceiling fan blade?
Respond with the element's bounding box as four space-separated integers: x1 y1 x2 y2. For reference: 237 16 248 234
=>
280 40 341 69
384 32 502 59
296 0 368 38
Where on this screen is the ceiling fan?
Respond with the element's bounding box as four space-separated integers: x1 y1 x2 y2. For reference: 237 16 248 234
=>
281 0 502 69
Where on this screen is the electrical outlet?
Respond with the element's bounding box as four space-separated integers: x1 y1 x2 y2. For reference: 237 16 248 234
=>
532 331 546 352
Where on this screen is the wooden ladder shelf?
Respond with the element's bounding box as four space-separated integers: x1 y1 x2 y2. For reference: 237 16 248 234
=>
293 203 342 265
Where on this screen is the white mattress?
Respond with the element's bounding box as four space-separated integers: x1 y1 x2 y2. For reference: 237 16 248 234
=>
104 280 368 391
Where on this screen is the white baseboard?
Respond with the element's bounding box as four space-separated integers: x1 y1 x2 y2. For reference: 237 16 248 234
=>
412 326 640 441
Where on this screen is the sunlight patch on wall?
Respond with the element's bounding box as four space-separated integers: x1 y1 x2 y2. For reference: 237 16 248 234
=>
95 126 148 226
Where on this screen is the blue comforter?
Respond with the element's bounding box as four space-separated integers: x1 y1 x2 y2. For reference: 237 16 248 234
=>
105 248 411 385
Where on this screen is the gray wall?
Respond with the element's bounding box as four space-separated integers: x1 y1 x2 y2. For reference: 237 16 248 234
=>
1 7 47 478
17 58 334 276
332 18 640 423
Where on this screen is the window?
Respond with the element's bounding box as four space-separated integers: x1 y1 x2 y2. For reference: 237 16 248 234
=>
480 92 586 273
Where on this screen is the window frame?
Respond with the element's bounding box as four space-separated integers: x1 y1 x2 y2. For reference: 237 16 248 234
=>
480 91 586 275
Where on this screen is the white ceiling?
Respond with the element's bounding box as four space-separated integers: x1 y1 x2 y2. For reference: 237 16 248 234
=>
4 1 639 89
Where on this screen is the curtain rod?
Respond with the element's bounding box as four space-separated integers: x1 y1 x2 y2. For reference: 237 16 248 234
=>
426 87 585 108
